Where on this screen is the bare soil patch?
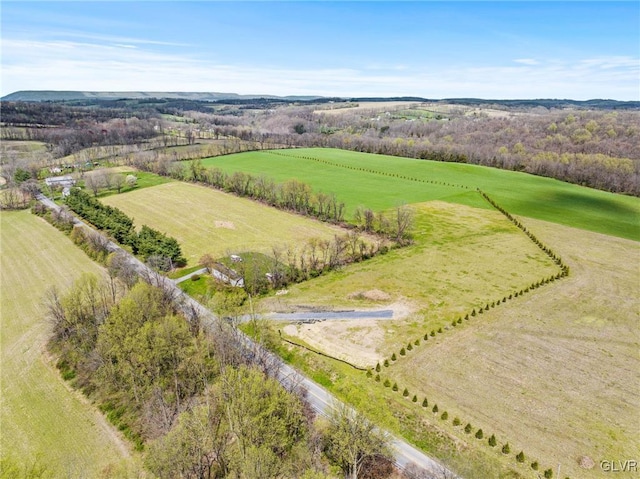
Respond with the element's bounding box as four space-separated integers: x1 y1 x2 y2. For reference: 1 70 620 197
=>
214 220 236 229
348 289 391 301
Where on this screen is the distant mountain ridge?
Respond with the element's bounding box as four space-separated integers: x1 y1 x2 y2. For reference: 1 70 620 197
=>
2 91 638 109
0 91 324 102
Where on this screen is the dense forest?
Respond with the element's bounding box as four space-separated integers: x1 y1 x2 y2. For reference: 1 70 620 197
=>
1 97 639 196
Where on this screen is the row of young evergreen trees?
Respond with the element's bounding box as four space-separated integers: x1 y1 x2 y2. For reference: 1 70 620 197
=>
366 367 557 478
362 191 570 479
65 188 185 267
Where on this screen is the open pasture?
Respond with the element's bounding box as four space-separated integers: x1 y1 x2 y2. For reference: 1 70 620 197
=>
198 148 640 240
389 218 640 479
0 210 138 477
272 201 560 365
101 181 361 266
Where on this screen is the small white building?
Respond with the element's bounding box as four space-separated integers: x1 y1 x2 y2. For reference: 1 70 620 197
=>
45 175 75 188
211 263 244 287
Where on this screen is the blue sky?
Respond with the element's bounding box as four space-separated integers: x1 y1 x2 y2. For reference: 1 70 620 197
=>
2 1 638 100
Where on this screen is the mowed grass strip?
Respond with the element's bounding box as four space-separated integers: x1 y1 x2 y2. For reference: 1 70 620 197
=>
101 181 357 266
391 219 640 479
268 201 560 360
0 211 138 477
198 148 640 240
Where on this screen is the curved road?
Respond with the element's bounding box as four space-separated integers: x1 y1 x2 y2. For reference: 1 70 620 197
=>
36 194 459 479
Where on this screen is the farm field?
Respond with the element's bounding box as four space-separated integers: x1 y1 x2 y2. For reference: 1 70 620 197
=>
268 218 639 478
197 148 640 240
0 210 139 477
101 180 361 266
388 217 640 479
272 201 561 366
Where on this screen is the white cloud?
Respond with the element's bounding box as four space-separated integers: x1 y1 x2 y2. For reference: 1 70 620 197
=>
2 37 638 100
514 58 539 65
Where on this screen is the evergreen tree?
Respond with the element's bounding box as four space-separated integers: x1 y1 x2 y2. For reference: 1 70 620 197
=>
392 382 398 391
502 443 510 454
475 429 483 439
464 423 472 434
402 388 409 397
516 451 525 463
422 398 428 407
440 411 448 420
488 434 497 447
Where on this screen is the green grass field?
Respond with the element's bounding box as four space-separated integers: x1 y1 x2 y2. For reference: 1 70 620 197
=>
101 181 360 266
0 211 140 477
281 219 639 479
197 148 640 240
271 201 561 363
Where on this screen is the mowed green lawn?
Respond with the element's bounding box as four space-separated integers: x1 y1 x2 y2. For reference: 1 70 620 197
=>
0 211 139 476
198 148 640 240
101 181 359 266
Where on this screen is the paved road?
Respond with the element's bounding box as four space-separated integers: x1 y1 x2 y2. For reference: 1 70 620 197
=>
36 194 459 479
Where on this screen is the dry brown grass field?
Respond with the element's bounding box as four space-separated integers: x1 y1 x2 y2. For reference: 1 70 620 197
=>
0 210 140 477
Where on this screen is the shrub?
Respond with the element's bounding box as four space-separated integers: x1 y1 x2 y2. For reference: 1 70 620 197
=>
544 469 553 478
412 395 417 402
475 429 483 439
400 348 406 356
407 343 412 351
502 443 510 454
402 388 409 397
391 353 397 361
516 451 525 463
384 379 391 387
383 359 389 367
451 320 457 327
414 339 420 346
423 333 429 340
430 330 435 337
452 417 461 426
471 308 476 316
422 398 428 407
191 274 200 281
441 411 448 420
366 369 373 378
457 317 462 324
437 328 443 334
392 383 398 391
432 404 438 413
375 374 380 382
464 423 472 434
375 363 381 372
531 461 539 471
488 434 496 447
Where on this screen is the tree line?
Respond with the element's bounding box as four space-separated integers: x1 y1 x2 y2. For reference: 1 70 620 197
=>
45 270 394 479
64 188 185 267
